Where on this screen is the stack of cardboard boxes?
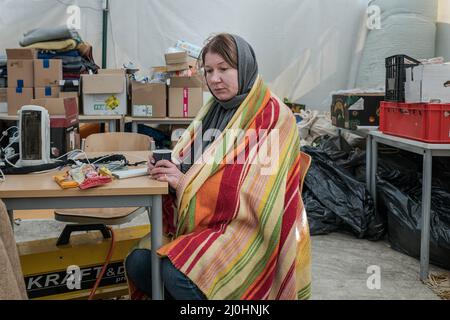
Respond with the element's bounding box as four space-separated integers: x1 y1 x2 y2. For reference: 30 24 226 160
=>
6 49 36 115
34 55 63 99
5 48 79 157
130 50 204 118
165 51 203 118
6 48 64 115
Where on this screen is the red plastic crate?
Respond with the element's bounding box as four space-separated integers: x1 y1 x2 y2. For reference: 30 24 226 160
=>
380 101 450 143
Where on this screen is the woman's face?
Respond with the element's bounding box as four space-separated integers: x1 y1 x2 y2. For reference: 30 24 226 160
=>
204 52 239 101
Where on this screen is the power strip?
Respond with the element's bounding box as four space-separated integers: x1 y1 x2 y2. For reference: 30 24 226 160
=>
111 167 148 179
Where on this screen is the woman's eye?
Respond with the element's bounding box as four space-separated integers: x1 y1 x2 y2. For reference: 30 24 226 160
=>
220 68 228 71
206 70 212 74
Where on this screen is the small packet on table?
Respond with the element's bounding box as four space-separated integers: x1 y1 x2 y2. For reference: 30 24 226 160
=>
53 172 79 189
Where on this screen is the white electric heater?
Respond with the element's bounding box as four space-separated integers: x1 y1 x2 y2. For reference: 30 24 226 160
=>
16 105 51 167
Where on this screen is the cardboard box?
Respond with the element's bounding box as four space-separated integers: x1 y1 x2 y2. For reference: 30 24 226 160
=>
34 59 63 87
50 98 80 158
331 93 384 130
405 63 450 103
35 86 60 99
7 87 34 115
31 97 69 115
59 91 79 110
166 62 190 72
168 75 203 118
81 72 127 115
31 97 80 158
59 80 80 109
165 51 188 65
6 48 37 60
7 60 34 88
131 81 167 117
0 88 7 113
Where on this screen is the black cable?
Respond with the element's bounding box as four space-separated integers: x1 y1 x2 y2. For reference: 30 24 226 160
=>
1 161 65 175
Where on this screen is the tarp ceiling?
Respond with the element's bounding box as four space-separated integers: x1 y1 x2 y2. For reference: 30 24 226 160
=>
0 0 447 110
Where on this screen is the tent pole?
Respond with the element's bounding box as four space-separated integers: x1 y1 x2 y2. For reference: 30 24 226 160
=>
102 0 109 69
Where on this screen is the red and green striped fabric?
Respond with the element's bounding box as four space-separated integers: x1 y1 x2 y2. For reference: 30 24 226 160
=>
135 76 311 300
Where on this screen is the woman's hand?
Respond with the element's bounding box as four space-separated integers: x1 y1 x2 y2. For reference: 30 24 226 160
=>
149 158 184 190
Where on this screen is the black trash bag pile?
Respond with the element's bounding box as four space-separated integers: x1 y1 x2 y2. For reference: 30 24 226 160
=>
301 135 385 240
376 151 450 269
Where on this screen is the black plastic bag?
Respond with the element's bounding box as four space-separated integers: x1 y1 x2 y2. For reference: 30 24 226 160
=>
303 189 340 235
302 138 384 240
125 123 171 148
377 179 450 269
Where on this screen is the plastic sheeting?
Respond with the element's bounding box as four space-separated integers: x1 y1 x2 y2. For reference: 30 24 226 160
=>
0 0 370 111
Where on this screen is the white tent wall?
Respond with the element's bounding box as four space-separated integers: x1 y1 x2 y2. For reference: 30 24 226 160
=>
355 0 438 89
436 0 450 61
2 0 372 111
107 0 369 111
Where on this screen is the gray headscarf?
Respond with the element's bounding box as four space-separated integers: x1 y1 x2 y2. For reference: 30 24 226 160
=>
212 34 259 110
180 34 259 173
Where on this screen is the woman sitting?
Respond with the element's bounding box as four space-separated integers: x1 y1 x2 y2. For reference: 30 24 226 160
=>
125 33 312 300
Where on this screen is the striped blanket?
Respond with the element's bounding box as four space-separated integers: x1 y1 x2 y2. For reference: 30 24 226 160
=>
130 76 311 300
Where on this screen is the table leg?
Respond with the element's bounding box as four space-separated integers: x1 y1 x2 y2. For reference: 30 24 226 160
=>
120 117 125 133
366 134 372 193
109 120 117 132
132 122 138 133
149 195 163 300
370 139 378 211
420 150 432 281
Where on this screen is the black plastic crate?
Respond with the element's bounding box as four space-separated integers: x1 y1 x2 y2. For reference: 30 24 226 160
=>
385 55 421 102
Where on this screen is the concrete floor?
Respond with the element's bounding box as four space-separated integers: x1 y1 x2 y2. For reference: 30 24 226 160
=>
14 212 444 300
311 232 442 300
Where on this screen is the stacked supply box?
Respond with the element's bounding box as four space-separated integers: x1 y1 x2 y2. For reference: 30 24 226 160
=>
165 51 189 72
331 92 384 130
6 49 36 115
34 58 63 99
164 51 198 74
6 48 64 115
81 69 127 115
168 74 203 118
59 80 80 112
405 63 450 104
131 81 167 117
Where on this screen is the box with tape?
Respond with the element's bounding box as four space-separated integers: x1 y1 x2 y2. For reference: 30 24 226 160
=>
34 59 63 87
168 75 203 118
131 81 166 117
